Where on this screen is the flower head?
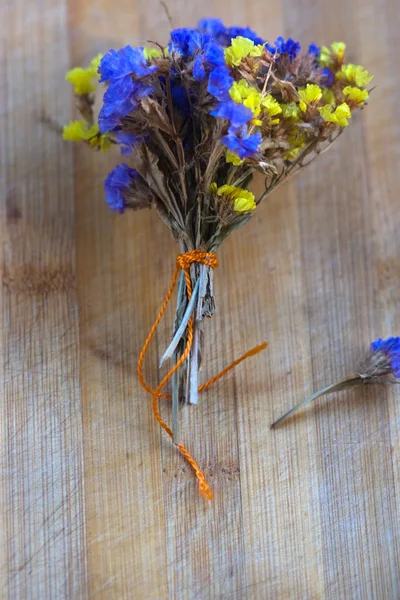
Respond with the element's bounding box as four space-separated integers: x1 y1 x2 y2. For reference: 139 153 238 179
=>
63 120 98 141
65 53 103 95
337 64 373 87
222 126 261 158
193 55 206 80
197 18 226 39
198 19 264 46
370 337 400 378
169 28 206 55
116 132 141 156
319 42 346 68
204 42 225 67
298 84 322 111
207 66 234 101
193 41 225 81
274 36 301 60
211 100 253 127
143 47 163 60
318 102 351 126
229 79 262 116
283 130 305 160
224 36 263 67
104 163 140 213
99 46 158 82
98 78 153 132
63 120 111 151
321 67 335 87
308 43 320 57
282 102 300 119
343 86 369 106
211 183 256 212
261 95 282 123
225 150 243 165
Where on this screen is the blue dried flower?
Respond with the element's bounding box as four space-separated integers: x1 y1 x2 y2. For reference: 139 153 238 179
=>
210 101 252 128
321 67 335 86
274 36 301 60
204 42 225 67
169 28 211 56
308 43 320 57
222 126 262 158
171 81 192 115
371 337 400 377
104 163 139 213
197 18 226 38
197 18 264 47
193 54 206 80
99 46 157 82
207 67 234 101
193 41 225 81
98 78 153 132
116 132 141 156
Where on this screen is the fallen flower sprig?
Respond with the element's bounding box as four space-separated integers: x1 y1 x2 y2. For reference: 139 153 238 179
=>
271 337 400 428
64 18 372 497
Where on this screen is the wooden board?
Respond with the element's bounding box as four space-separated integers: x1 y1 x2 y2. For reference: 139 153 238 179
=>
1 0 399 598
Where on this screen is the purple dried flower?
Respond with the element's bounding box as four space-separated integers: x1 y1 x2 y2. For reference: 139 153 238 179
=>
370 337 400 377
207 66 234 101
116 132 141 156
223 126 262 158
99 46 158 82
98 78 153 132
197 18 264 46
210 100 252 128
274 36 301 60
321 67 335 86
104 163 139 213
308 43 320 57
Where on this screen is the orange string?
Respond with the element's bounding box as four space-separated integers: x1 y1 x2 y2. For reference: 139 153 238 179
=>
137 250 268 500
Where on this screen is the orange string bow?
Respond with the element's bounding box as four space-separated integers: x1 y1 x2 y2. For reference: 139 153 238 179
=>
137 249 268 500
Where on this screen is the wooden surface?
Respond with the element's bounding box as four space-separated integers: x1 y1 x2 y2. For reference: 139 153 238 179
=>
1 1 400 598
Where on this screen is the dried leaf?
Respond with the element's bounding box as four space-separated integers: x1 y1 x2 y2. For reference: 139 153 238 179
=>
133 144 185 229
140 97 174 135
273 79 299 102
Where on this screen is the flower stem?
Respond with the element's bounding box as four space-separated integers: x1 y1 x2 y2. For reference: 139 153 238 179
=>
271 374 361 428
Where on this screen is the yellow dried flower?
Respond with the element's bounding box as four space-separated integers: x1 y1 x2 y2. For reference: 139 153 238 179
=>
89 134 112 152
63 121 111 151
225 36 263 67
283 129 305 160
318 103 351 126
298 84 322 112
65 53 102 95
343 86 369 106
319 42 346 67
143 47 163 59
261 95 282 120
337 64 373 87
321 88 335 106
63 120 98 141
210 183 256 212
282 103 300 119
225 151 243 166
230 80 262 116
90 53 103 74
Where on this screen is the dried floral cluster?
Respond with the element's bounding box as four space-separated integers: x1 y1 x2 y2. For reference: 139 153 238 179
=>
64 18 372 252
63 19 375 472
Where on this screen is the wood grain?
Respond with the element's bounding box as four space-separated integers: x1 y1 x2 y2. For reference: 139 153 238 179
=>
1 0 399 598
